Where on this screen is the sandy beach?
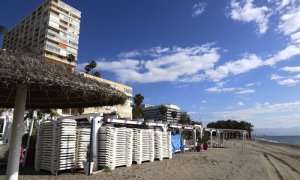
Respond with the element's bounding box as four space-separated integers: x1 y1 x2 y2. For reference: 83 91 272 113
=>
1 140 300 180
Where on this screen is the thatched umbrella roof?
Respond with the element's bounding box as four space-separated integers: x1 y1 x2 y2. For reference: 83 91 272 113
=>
0 50 127 179
0 51 127 109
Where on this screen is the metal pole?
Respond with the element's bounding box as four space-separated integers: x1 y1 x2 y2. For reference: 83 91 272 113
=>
210 130 213 148
200 128 203 140
222 132 224 147
6 86 27 180
218 130 221 147
192 129 197 147
242 132 245 150
88 118 94 175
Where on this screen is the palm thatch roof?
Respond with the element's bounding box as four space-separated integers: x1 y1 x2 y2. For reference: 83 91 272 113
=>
0 50 127 109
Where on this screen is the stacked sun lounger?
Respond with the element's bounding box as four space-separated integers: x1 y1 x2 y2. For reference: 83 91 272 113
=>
162 131 172 159
154 130 163 161
75 126 91 168
55 119 77 173
35 121 56 173
35 119 77 175
132 129 155 164
98 126 133 170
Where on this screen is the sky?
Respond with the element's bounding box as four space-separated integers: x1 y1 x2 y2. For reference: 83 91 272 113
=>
1 0 300 129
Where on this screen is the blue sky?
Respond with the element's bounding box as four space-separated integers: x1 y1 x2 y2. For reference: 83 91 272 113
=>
1 0 300 129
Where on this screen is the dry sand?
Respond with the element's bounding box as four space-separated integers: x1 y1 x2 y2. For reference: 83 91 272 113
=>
1 140 300 180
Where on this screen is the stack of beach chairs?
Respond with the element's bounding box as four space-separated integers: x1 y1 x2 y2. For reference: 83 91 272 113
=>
154 130 163 161
97 126 133 170
162 131 172 159
75 126 91 168
35 119 77 175
35 121 55 173
132 129 155 164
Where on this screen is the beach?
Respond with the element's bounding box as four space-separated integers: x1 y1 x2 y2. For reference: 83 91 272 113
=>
1 140 300 180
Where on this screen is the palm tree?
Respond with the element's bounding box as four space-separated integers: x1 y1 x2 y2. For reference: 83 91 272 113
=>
84 64 91 73
0 25 7 36
89 60 97 73
132 94 144 119
133 94 144 106
171 111 177 122
66 54 75 64
159 105 168 121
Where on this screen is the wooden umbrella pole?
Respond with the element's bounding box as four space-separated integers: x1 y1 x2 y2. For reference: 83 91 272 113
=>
6 86 27 180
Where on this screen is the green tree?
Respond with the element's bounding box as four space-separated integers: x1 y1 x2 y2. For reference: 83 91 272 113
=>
171 111 177 121
178 112 192 124
133 94 144 106
66 54 75 63
132 94 145 119
207 120 254 138
89 60 97 73
84 64 91 73
159 105 168 121
84 60 101 77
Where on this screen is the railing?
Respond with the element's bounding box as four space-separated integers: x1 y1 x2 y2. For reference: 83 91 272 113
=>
45 43 60 53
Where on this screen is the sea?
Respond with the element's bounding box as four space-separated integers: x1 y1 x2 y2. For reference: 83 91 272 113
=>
254 136 300 145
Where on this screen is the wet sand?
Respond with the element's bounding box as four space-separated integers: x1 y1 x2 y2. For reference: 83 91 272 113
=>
1 140 300 180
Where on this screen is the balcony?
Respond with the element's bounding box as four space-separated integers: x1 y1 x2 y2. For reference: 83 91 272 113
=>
44 53 76 67
45 42 60 54
47 33 68 44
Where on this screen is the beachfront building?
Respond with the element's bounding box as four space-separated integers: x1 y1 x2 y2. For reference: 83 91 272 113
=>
2 0 81 68
79 74 133 119
142 104 180 123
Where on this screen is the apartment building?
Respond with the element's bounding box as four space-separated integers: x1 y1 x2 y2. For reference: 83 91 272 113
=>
80 74 133 119
142 104 180 123
2 0 81 68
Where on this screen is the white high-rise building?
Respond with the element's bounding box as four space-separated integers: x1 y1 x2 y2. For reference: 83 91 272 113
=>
2 0 81 68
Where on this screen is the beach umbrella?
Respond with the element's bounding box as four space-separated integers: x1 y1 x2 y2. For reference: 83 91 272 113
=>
0 50 127 180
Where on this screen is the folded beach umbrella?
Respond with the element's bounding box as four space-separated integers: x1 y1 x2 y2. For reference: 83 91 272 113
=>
0 51 127 180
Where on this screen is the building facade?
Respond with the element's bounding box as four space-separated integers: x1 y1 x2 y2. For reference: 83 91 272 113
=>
142 104 180 123
2 0 81 68
81 74 133 119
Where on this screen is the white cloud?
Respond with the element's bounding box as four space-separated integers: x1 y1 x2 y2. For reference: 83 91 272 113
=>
264 45 300 65
270 73 300 86
78 45 220 83
192 2 207 17
236 89 256 94
246 82 260 87
205 82 255 94
270 74 284 80
278 7 300 35
291 32 300 44
264 102 270 105
281 66 300 72
79 34 300 84
229 0 270 34
97 59 141 71
277 0 294 10
205 86 237 93
238 101 245 106
118 50 141 58
118 46 171 58
277 78 299 86
201 100 207 104
206 54 263 81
